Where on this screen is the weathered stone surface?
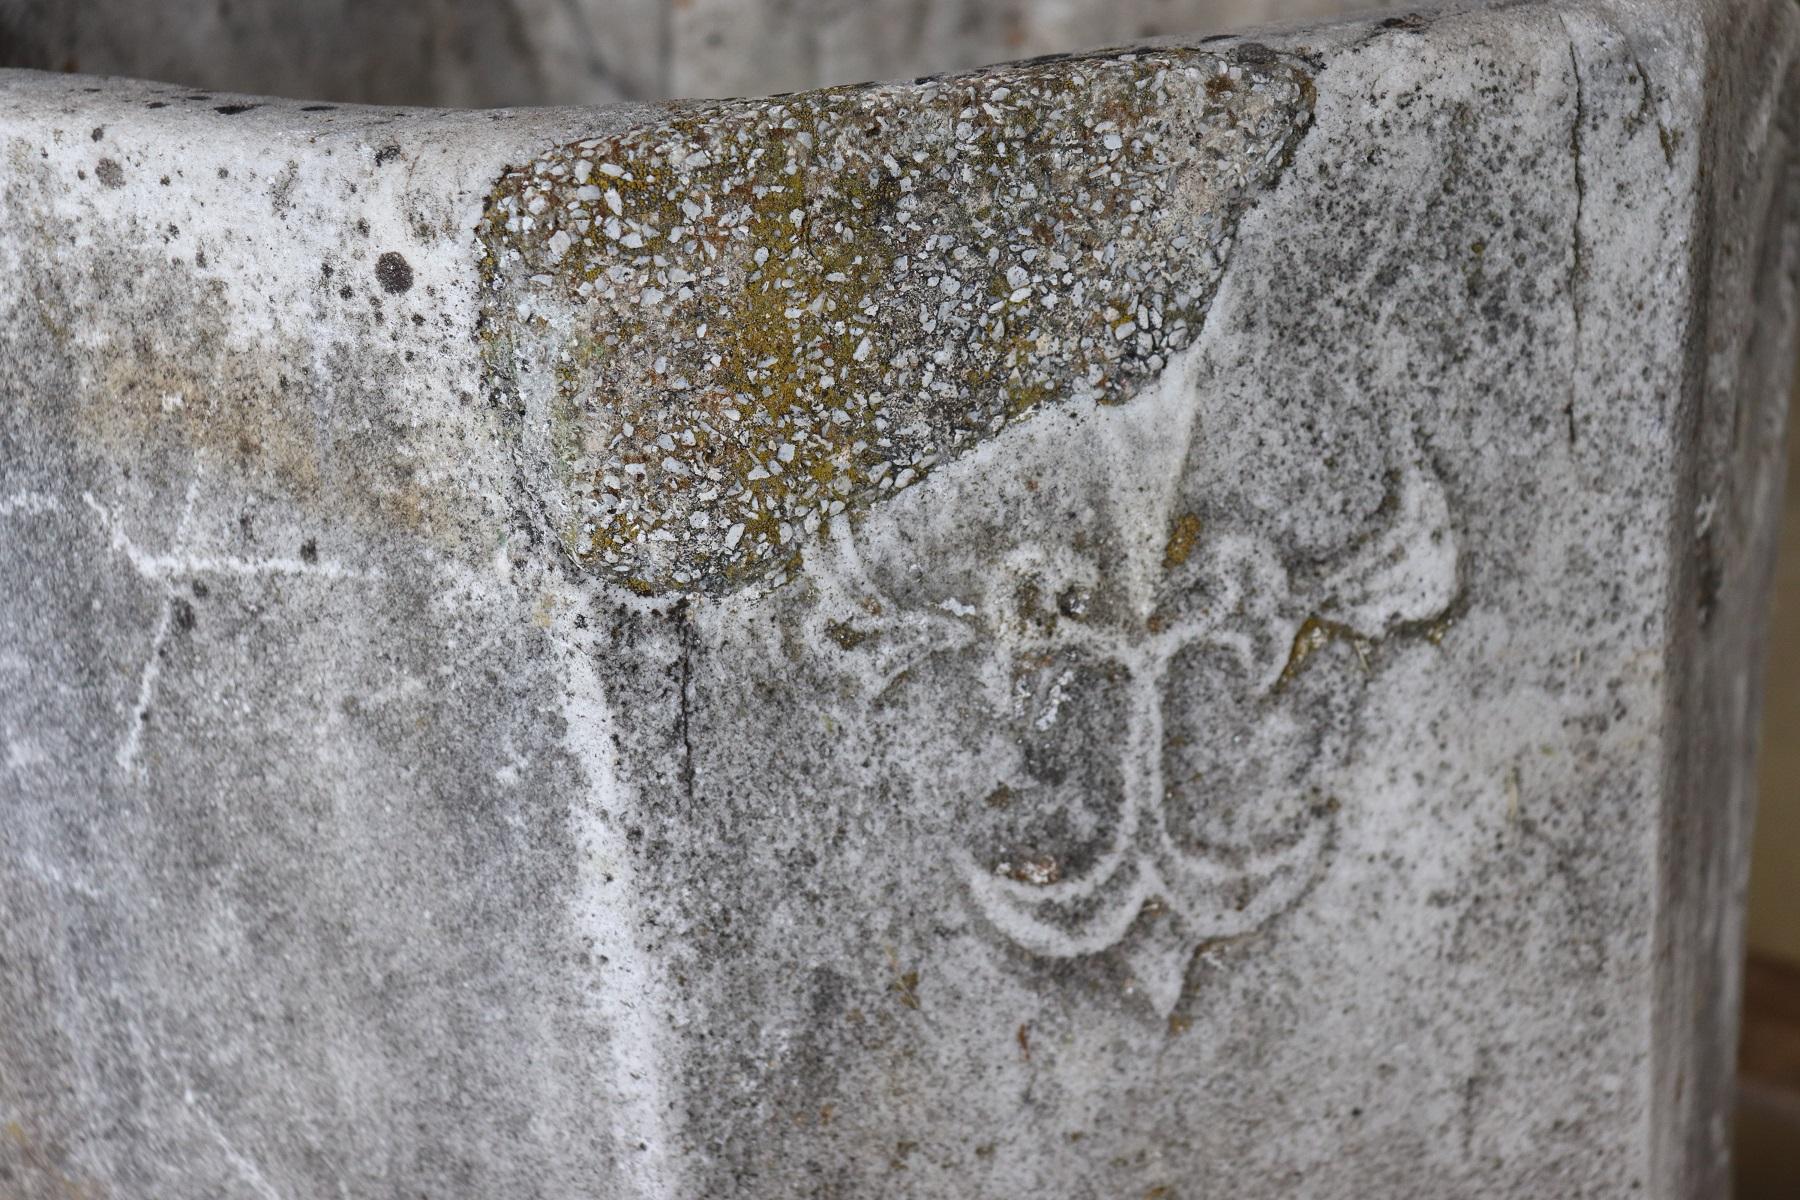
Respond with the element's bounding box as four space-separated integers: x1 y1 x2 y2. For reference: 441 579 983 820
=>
481 47 1313 593
0 1 1796 1198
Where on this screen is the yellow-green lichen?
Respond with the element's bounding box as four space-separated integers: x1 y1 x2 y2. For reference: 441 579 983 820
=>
479 45 1312 595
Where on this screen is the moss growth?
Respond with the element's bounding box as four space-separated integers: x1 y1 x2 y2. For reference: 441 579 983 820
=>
480 46 1312 595
1162 513 1203 569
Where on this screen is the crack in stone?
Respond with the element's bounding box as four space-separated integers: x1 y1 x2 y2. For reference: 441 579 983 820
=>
1562 21 1588 450
675 598 697 805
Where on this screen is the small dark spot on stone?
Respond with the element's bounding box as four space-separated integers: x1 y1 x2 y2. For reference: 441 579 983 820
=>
321 262 334 278
1234 41 1277 64
183 94 211 101
214 104 258 116
145 100 167 109
375 143 402 166
94 158 124 188
300 104 337 112
338 285 353 300
217 167 229 179
824 620 869 650
195 250 207 267
89 126 103 141
410 313 425 326
159 175 170 186
374 251 414 294
191 580 209 599
172 599 196 633
299 538 318 564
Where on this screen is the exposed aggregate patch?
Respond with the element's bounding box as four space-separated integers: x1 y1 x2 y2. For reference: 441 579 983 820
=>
479 45 1313 595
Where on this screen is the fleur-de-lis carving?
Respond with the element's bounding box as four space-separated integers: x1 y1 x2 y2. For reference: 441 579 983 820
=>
781 354 1460 1016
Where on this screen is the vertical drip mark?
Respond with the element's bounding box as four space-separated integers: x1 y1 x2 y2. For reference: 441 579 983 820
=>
1562 21 1588 450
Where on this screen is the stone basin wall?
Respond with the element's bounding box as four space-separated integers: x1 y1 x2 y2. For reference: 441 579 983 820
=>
0 1 1797 1197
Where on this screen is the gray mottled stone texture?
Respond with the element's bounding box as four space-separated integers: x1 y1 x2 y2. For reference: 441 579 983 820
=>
0 1 1796 1197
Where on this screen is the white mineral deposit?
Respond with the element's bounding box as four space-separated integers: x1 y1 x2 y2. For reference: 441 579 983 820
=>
1 0 1795 1196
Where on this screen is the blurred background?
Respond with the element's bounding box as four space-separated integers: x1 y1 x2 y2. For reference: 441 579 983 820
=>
1 0 1794 1191
1742 408 1800 1200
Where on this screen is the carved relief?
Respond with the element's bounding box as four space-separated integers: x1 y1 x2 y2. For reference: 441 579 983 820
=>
766 357 1461 1015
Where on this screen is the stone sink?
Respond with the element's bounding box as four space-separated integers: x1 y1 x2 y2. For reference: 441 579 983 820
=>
1 0 1796 1195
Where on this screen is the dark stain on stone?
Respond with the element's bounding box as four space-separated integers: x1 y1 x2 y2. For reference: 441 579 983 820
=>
94 158 124 188
300 538 319 564
214 104 260 116
374 252 414 295
375 144 403 166
89 126 103 141
824 620 870 650
172 598 196 633
1696 531 1722 627
145 101 167 109
300 105 337 112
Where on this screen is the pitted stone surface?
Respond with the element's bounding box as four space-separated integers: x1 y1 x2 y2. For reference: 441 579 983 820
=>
0 2 1797 1199
480 47 1311 593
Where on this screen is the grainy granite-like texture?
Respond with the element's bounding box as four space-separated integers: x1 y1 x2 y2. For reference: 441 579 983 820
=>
0 2 1796 1198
